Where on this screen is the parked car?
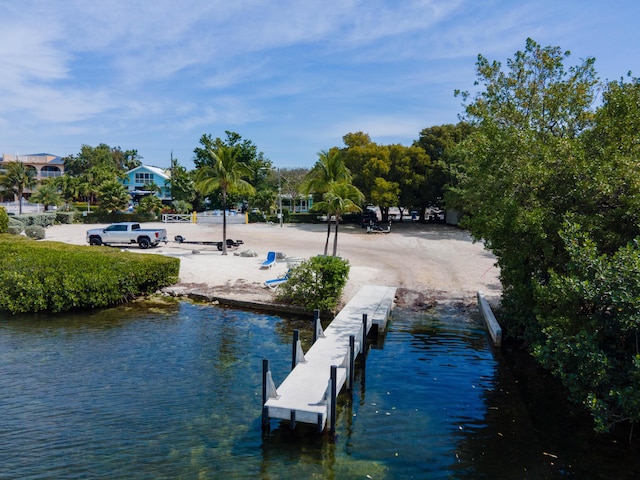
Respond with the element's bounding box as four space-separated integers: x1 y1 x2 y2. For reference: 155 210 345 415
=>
359 209 378 228
86 222 168 249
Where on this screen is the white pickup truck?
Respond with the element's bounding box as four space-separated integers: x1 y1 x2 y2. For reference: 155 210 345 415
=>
86 222 168 249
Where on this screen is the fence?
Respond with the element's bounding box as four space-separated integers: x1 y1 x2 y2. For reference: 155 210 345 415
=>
161 211 248 224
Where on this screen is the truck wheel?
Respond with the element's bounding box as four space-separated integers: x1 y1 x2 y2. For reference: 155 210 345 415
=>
89 236 102 246
138 237 151 249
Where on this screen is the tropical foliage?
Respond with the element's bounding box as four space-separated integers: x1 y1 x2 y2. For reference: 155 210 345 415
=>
313 181 364 256
303 149 363 255
194 137 255 254
96 179 131 213
29 181 64 211
455 37 640 433
0 161 37 214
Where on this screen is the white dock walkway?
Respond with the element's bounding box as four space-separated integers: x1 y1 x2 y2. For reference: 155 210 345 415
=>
263 285 396 431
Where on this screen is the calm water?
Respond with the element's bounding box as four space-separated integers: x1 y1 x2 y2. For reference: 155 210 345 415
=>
1 301 639 479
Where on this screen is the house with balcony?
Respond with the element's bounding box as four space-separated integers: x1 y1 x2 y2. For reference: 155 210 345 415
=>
121 165 172 202
0 153 65 204
0 153 65 180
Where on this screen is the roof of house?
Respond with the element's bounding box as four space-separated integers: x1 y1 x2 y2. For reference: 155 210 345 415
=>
127 165 171 179
1 153 63 165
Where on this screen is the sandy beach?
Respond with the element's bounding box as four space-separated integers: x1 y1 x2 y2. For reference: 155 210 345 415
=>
43 220 502 310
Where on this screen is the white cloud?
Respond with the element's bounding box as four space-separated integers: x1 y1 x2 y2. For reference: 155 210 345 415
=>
0 0 638 167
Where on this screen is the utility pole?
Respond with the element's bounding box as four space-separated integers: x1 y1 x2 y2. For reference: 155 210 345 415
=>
278 168 283 227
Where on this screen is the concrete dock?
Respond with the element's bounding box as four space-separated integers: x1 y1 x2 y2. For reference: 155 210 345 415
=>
263 285 396 431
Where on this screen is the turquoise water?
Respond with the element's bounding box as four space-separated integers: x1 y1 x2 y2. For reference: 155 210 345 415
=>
0 301 638 479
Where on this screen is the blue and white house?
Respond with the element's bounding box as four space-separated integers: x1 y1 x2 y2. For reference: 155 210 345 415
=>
121 165 172 202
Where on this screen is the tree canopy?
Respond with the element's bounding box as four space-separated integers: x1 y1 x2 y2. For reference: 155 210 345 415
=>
455 37 640 433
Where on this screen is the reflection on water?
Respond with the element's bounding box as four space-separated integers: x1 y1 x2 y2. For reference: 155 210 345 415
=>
0 301 639 478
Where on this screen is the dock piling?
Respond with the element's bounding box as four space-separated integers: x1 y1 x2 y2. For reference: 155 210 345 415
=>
262 359 270 430
348 335 355 391
290 410 296 430
313 309 320 344
329 365 337 437
361 314 368 354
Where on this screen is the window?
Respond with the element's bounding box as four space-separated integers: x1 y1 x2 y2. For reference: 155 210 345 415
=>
105 224 128 232
134 172 154 185
41 166 62 178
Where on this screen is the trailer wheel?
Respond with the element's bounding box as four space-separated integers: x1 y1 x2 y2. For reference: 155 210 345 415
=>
174 235 184 243
217 243 223 251
138 237 151 249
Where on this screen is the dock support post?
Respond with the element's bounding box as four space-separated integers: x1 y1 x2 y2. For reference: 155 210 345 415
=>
361 314 368 354
290 410 296 430
292 330 299 370
329 365 337 437
313 309 320 343
348 335 355 391
262 359 270 431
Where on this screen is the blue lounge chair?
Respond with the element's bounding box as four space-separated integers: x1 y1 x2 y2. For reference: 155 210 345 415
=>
261 251 277 269
264 273 289 289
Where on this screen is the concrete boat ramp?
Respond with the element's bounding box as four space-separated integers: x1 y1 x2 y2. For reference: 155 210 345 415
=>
262 285 397 434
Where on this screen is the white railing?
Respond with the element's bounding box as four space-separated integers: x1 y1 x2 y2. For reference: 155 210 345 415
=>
162 213 193 223
2 202 47 214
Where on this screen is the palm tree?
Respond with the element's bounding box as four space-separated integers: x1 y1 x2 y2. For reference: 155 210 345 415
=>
313 181 364 256
52 175 82 205
29 181 64 211
301 149 352 195
97 179 130 213
302 150 354 255
0 161 37 214
194 145 255 255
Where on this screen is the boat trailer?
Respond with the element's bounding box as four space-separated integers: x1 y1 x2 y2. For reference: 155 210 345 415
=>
173 235 244 251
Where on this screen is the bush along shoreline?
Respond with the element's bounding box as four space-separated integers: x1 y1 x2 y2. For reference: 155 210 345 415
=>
0 234 180 314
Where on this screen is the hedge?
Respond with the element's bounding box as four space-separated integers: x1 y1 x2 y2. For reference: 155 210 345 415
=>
0 235 180 314
80 211 158 224
0 207 8 233
12 212 57 227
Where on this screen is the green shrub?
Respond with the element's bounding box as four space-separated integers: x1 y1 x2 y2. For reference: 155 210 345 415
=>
13 213 57 227
247 212 264 223
55 211 76 224
7 217 25 235
0 207 8 233
25 225 46 240
276 255 350 313
288 213 324 224
0 235 180 314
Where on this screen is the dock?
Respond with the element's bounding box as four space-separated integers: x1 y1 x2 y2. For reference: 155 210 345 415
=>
262 285 396 433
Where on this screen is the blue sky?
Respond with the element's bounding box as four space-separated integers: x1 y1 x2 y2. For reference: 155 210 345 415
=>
1 0 638 170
